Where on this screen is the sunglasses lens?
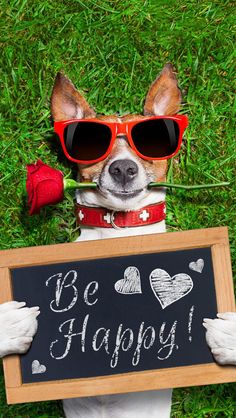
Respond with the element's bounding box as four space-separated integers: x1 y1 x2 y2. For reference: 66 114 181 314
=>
131 119 180 158
64 122 112 162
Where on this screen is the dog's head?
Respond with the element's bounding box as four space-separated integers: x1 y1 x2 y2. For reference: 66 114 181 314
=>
51 64 182 211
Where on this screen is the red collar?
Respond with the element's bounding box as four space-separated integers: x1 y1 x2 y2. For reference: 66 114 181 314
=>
75 202 166 229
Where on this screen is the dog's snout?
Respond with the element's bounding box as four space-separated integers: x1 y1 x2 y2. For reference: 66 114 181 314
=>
109 159 139 186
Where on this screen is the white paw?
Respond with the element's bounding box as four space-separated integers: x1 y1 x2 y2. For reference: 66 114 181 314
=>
0 301 40 358
203 312 236 366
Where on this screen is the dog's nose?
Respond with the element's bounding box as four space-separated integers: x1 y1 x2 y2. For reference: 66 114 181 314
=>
108 159 139 186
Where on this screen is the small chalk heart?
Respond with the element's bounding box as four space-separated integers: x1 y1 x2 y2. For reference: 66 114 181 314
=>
115 266 142 295
189 259 204 273
32 359 46 374
149 269 193 309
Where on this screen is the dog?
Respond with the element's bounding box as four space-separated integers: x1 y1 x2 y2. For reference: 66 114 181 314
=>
0 64 235 418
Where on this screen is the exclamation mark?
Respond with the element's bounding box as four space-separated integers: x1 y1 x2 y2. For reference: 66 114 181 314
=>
188 305 195 342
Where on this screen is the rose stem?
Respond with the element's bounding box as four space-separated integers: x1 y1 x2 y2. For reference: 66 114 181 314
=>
63 179 97 190
64 179 230 191
148 181 230 190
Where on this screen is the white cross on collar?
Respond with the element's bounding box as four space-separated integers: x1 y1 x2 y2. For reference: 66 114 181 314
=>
78 210 85 221
103 212 112 224
139 209 150 222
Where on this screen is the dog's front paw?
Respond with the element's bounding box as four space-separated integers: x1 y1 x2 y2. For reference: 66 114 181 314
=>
203 312 236 366
0 301 40 358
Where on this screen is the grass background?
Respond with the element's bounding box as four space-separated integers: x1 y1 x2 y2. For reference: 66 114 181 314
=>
0 0 235 416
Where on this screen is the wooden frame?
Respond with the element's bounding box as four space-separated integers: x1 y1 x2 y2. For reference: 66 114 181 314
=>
0 226 235 404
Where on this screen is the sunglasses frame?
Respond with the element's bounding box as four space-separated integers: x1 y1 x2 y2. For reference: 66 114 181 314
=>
54 115 188 164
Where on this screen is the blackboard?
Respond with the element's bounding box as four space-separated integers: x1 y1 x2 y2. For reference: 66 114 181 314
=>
11 248 216 383
0 227 235 404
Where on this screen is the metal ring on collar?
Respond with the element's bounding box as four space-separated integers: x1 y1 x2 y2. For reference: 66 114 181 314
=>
110 211 123 229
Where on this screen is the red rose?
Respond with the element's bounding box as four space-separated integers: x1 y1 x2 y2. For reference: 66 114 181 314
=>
26 160 64 215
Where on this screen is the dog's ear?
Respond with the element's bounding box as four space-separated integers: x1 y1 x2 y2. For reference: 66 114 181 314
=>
144 63 182 116
51 72 96 121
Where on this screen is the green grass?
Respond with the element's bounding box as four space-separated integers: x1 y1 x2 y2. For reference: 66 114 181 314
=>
0 0 235 416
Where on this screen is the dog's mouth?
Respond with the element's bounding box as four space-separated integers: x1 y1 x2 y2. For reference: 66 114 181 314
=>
106 188 144 199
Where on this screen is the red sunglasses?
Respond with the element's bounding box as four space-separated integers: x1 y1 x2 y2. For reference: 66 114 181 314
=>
54 115 188 165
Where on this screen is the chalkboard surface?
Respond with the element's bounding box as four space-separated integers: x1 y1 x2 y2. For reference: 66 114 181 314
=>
11 247 217 384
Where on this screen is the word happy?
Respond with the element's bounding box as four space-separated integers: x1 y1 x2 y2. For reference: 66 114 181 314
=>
46 269 193 369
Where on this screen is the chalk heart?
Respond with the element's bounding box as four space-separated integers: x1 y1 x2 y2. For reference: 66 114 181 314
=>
189 258 204 273
115 266 142 295
149 269 193 309
32 360 46 374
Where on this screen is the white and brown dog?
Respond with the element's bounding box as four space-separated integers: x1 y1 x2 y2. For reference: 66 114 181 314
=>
0 64 235 418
